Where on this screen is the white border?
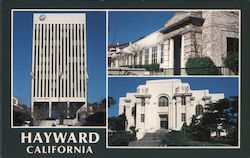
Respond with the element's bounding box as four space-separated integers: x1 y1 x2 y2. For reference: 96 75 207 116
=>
106 9 241 149
11 9 106 129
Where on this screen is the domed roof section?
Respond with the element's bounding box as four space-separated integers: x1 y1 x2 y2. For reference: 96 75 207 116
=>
165 11 202 27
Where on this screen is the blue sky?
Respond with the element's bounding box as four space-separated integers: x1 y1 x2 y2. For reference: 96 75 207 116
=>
108 11 175 44
13 11 106 106
108 77 239 117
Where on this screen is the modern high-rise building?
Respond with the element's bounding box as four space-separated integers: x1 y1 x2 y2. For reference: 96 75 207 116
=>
31 13 87 125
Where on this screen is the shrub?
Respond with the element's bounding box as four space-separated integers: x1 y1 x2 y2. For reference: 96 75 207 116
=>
108 131 136 146
161 130 191 146
222 52 238 75
186 57 220 75
128 64 160 72
85 112 106 126
108 114 126 131
13 110 31 126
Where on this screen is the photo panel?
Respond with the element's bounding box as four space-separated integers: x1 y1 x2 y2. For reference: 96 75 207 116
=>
107 10 240 76
107 77 239 148
12 10 106 127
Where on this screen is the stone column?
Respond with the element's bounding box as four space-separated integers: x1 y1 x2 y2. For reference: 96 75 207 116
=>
157 45 160 64
115 59 118 67
49 102 52 118
169 38 174 68
142 50 145 65
148 48 152 64
67 102 70 118
168 99 172 129
176 97 181 130
185 96 191 125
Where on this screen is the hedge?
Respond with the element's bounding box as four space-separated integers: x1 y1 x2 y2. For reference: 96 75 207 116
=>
108 131 136 146
127 64 160 72
186 57 220 75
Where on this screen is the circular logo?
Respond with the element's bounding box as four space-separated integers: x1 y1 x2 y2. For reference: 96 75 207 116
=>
39 15 46 21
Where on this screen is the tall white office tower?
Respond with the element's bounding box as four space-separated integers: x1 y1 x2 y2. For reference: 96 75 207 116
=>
31 13 87 125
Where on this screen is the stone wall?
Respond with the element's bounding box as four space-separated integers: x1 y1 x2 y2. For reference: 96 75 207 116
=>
202 11 239 67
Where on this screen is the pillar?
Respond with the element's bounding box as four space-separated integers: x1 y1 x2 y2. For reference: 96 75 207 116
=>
49 102 52 118
169 38 174 68
142 50 145 65
148 48 152 64
67 101 70 118
168 100 172 129
157 45 161 64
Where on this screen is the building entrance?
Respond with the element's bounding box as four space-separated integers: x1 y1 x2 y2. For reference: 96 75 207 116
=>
173 35 182 75
159 114 168 129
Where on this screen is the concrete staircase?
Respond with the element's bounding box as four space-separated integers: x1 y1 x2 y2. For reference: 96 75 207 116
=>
128 129 168 146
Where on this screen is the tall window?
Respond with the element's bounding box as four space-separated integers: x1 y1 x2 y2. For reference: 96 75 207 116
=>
181 113 186 122
181 96 186 105
144 48 149 64
123 106 126 115
141 98 145 106
158 96 169 107
227 37 239 53
139 51 143 65
134 53 138 65
141 114 145 122
127 56 129 66
152 46 158 64
196 104 203 116
132 106 136 117
160 44 164 63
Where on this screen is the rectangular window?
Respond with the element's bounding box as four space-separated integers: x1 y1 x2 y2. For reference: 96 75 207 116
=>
132 105 136 117
181 113 186 122
152 46 157 64
181 96 186 105
139 51 143 65
160 44 164 63
144 48 149 65
141 98 145 106
123 106 126 115
227 37 239 53
141 114 145 122
134 53 138 65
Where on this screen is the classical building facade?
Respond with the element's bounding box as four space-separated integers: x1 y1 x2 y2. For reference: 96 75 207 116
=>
109 11 239 75
31 13 87 124
118 79 224 139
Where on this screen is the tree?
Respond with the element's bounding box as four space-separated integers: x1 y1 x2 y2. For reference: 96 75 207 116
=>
128 43 145 67
222 52 239 75
190 98 238 143
85 111 106 126
109 114 126 131
108 96 116 108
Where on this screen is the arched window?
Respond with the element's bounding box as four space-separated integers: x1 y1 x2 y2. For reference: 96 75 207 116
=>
158 96 169 107
196 104 203 116
132 106 136 117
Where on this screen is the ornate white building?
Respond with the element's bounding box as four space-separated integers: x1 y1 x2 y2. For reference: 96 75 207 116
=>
31 13 87 125
118 79 224 139
109 11 239 75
